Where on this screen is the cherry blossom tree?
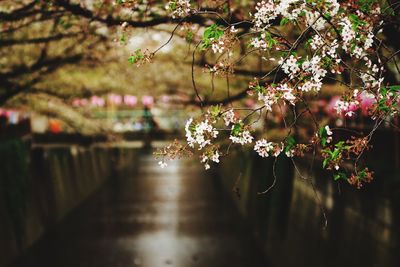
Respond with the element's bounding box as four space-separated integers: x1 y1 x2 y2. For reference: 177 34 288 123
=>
1 0 399 190
146 0 400 190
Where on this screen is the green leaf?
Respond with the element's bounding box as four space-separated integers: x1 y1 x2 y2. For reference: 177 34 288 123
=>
284 136 296 152
318 126 329 147
280 18 290 26
253 84 264 93
128 49 144 64
349 13 366 30
324 12 332 20
323 158 329 168
120 34 126 44
201 24 224 50
335 141 345 148
209 105 221 117
389 85 400 92
305 38 313 48
231 122 242 136
321 137 327 147
358 0 377 13
334 172 347 181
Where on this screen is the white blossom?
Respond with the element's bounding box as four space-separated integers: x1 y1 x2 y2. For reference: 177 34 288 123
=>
252 1 277 30
254 139 274 157
158 160 168 168
251 37 268 50
334 99 359 117
325 125 333 143
211 40 225 53
230 129 254 145
277 83 296 105
258 91 276 111
166 0 191 18
339 17 356 53
279 55 300 78
200 150 220 170
285 149 294 157
300 55 327 91
185 118 218 149
223 109 236 126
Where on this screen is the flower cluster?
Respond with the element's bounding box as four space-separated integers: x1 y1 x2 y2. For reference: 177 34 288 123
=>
229 127 254 145
166 0 191 19
334 99 359 117
361 69 384 89
348 168 374 189
154 140 193 169
204 61 234 77
153 0 397 190
250 36 268 50
248 0 385 113
256 87 276 111
201 150 220 170
254 138 300 158
334 90 361 117
252 1 277 30
252 82 296 110
299 56 327 92
254 139 279 157
185 117 219 149
279 55 300 79
223 109 236 126
252 0 339 31
277 83 296 105
209 26 237 54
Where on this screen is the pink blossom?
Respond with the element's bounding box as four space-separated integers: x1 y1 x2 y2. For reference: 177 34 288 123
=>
72 98 82 107
124 95 137 107
80 99 89 107
142 95 154 106
358 91 376 116
325 96 340 117
91 96 105 107
108 94 122 105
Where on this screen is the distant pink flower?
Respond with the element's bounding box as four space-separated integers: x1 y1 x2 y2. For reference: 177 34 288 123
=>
80 99 89 107
358 91 376 116
160 95 170 103
124 95 137 106
72 98 81 107
108 94 122 105
244 98 256 108
326 96 341 117
142 95 154 106
91 96 105 107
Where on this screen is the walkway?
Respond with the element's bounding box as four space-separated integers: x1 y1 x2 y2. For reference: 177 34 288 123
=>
14 150 267 267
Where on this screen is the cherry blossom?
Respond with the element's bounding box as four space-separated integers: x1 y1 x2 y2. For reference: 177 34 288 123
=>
166 0 191 19
229 128 254 145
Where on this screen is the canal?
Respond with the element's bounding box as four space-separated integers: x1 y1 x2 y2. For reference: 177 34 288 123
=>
1 139 400 267
11 147 267 267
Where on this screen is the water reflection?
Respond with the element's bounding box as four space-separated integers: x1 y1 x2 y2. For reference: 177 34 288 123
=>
128 159 182 266
14 148 267 267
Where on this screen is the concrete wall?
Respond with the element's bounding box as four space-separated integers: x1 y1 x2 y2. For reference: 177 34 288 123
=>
217 148 400 267
0 140 130 267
